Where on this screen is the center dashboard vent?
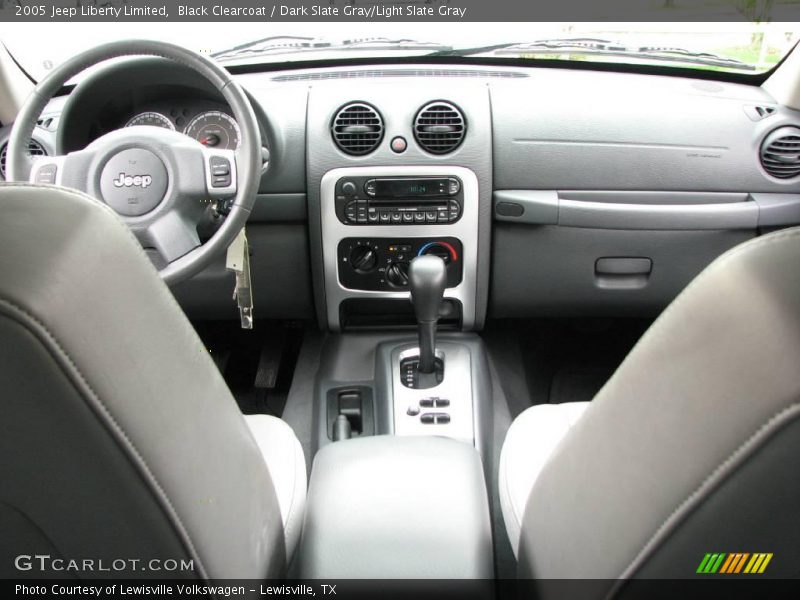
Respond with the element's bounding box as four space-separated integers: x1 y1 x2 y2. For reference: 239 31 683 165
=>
414 101 466 155
331 102 384 156
760 126 800 180
0 139 47 179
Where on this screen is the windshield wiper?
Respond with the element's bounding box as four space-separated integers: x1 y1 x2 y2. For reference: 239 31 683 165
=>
212 36 451 62
428 38 755 71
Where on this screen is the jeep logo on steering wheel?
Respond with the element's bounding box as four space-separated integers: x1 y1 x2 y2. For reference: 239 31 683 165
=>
113 173 153 188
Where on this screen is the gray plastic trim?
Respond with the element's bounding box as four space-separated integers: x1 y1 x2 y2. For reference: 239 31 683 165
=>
250 193 308 222
559 191 749 205
559 198 757 230
751 193 800 227
494 190 761 230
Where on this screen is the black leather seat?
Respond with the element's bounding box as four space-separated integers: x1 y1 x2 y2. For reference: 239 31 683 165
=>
500 226 800 588
0 184 305 579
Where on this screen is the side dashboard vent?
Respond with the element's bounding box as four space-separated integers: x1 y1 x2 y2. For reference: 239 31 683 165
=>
760 126 800 180
414 101 466 154
0 139 47 179
331 102 384 155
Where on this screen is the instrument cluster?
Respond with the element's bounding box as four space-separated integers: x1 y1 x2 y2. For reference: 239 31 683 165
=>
123 101 241 151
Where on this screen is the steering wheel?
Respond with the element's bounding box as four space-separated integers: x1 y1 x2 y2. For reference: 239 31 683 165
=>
6 40 261 286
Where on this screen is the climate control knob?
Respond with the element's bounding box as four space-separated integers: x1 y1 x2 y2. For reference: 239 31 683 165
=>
385 261 410 288
350 245 378 273
418 241 458 265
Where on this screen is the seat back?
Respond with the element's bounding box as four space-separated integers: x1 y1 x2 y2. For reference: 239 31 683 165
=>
0 184 285 579
519 227 800 590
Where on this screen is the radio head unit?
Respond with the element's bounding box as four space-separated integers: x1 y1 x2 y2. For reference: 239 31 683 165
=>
335 175 463 225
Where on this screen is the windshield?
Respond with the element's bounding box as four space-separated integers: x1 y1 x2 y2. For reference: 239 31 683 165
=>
3 22 799 82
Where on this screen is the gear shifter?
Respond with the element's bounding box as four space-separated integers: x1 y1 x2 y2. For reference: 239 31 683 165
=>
409 255 447 374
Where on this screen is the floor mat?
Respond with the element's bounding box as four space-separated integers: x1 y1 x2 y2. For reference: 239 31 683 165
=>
194 320 306 417
486 318 650 410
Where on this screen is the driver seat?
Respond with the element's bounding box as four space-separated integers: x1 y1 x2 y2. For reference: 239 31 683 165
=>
0 184 306 578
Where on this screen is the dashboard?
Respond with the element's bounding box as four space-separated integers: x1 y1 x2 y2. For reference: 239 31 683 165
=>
2 57 800 328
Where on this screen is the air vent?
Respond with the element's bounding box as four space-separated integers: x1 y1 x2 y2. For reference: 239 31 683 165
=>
413 101 466 155
0 139 47 179
760 126 800 180
331 102 384 156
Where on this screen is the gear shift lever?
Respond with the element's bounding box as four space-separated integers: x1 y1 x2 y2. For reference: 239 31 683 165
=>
409 255 447 373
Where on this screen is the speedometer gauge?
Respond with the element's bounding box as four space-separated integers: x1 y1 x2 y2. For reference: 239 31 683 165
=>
125 112 175 130
184 111 241 150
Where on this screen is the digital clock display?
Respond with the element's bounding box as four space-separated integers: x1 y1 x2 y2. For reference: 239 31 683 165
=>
376 178 448 198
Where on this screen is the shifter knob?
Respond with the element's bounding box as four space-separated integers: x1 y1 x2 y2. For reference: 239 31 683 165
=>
409 255 447 321
409 255 447 373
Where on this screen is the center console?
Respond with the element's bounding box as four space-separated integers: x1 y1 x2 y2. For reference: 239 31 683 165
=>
302 83 494 577
320 165 480 332
297 435 493 578
318 165 486 450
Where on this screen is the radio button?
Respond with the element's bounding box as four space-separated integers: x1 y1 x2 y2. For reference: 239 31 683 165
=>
391 212 402 223
364 180 377 197
379 210 391 223
414 212 426 222
448 178 460 195
342 181 357 196
402 212 414 223
345 202 357 222
449 201 460 219
368 210 379 223
425 211 437 222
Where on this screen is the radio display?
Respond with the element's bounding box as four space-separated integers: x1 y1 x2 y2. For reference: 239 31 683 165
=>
374 178 449 198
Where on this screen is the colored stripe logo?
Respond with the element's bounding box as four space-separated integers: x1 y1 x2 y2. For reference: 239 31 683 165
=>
696 552 773 574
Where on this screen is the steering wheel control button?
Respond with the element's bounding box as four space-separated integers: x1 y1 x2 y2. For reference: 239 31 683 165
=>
34 163 57 184
100 148 168 217
390 136 407 153
209 156 232 188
